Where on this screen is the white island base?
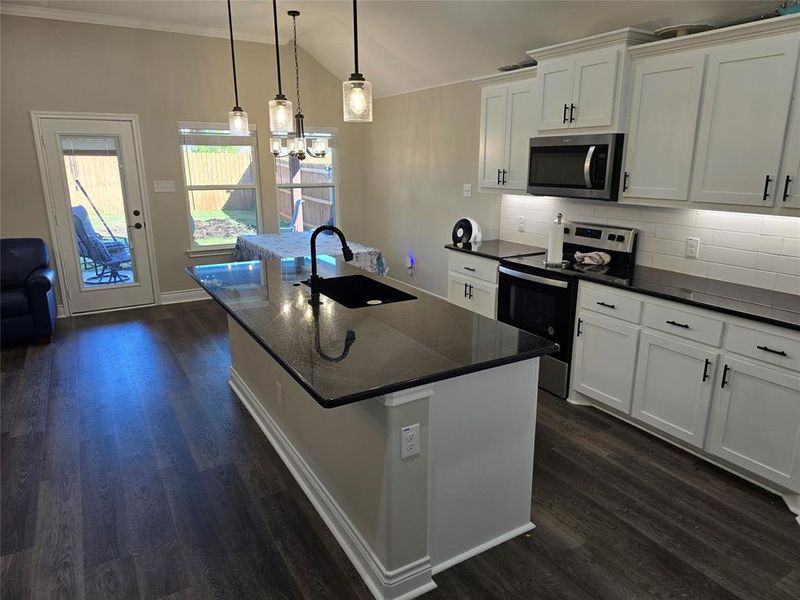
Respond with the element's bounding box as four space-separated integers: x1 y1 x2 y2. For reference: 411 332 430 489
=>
226 318 541 600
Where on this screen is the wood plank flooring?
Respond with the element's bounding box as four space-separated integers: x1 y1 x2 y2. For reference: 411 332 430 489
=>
2 300 798 599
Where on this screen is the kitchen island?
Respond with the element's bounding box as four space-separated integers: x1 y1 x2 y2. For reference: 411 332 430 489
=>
187 257 558 600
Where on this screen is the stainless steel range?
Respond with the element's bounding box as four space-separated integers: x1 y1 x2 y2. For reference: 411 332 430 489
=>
497 222 638 398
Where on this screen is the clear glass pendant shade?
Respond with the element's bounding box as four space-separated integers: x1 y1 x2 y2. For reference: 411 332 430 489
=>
228 109 249 135
271 137 287 157
310 137 328 156
343 79 372 122
269 97 294 135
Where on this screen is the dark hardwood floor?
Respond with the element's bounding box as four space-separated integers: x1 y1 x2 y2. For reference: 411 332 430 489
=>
2 300 798 599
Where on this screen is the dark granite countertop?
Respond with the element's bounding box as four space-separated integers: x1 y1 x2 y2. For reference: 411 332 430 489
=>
445 239 546 260
187 257 558 408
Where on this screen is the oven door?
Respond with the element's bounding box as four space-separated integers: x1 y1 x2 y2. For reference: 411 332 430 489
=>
497 266 574 362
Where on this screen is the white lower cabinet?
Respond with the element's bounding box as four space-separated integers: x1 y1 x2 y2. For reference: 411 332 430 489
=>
706 357 800 491
572 310 639 413
446 272 497 319
632 332 717 448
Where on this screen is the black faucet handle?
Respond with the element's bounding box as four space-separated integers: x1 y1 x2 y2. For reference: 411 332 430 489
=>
342 245 354 262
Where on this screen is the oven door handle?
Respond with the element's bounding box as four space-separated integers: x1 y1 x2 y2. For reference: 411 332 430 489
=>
583 145 596 189
499 266 569 288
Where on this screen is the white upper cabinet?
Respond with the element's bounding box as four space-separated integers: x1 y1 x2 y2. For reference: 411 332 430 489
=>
779 68 800 207
475 70 536 192
572 49 620 129
624 53 706 201
478 84 508 189
690 38 800 207
534 49 620 132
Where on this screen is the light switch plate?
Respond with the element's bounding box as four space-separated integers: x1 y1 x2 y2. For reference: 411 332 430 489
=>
463 184 472 197
153 180 176 193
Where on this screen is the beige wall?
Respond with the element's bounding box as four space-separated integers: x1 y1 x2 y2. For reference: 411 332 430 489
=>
359 81 501 297
0 15 367 298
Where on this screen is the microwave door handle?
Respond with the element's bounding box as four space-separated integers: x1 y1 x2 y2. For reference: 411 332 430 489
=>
583 145 596 188
499 266 569 288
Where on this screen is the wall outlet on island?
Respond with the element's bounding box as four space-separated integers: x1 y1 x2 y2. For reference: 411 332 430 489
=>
401 423 420 459
686 237 700 259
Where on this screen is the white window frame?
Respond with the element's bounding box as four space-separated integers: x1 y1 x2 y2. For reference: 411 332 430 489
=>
178 121 263 255
274 126 339 232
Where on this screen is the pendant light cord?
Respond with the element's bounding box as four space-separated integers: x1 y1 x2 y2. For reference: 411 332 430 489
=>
272 0 283 96
227 0 240 108
352 0 359 74
291 12 301 114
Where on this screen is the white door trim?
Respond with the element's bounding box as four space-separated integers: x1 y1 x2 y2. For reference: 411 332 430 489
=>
30 111 161 317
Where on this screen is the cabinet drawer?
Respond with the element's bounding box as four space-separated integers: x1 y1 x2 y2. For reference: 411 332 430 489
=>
448 251 499 284
579 284 642 324
643 303 724 347
726 324 800 372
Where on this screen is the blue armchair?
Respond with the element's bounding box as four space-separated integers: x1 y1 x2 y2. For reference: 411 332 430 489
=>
1 238 57 345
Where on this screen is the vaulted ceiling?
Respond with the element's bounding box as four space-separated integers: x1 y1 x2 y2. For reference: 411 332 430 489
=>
1 0 779 97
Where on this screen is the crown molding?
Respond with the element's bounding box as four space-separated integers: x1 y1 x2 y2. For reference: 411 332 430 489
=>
628 13 800 58
472 65 538 85
0 3 276 44
527 27 656 61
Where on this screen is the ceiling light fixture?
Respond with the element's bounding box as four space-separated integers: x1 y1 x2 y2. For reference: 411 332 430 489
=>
268 0 293 136
225 0 249 135
271 10 327 160
343 0 372 122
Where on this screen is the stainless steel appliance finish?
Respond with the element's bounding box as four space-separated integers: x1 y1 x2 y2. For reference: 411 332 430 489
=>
497 222 638 398
527 133 624 201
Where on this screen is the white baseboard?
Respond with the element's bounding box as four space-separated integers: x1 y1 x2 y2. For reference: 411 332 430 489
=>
159 288 210 305
56 304 66 319
431 522 534 575
782 494 800 527
228 368 437 600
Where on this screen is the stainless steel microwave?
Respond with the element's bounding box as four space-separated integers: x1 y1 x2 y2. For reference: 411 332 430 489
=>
527 133 624 201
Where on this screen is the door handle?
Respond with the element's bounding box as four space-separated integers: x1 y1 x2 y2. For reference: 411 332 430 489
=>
762 174 772 200
563 104 569 124
757 345 787 357
569 103 576 123
576 318 583 337
497 169 501 185
623 171 630 192
583 145 596 188
702 358 711 382
468 284 474 299
501 170 507 185
596 301 615 309
720 364 730 389
128 223 143 230
464 282 468 298
783 175 792 202
665 320 690 329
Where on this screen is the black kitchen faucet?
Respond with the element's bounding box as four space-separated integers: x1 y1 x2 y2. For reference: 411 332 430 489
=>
308 225 354 301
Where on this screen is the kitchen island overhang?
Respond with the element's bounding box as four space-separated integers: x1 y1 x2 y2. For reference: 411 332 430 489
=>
187 258 558 600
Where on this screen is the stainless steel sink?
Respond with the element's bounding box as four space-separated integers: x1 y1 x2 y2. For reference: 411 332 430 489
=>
303 275 417 309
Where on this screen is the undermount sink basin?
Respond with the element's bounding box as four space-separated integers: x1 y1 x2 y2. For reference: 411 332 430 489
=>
303 275 417 309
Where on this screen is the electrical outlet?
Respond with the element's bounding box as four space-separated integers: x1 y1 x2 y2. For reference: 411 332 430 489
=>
463 184 472 197
517 216 525 233
686 237 700 259
401 423 420 459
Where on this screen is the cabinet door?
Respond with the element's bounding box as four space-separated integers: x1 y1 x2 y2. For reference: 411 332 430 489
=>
572 49 619 129
632 332 717 447
572 311 639 413
447 273 473 312
535 56 574 131
691 38 800 206
779 74 800 207
624 53 706 201
503 79 536 190
478 85 508 189
469 279 497 320
707 357 800 491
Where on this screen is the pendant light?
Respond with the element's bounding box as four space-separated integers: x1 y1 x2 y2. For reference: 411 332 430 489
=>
268 0 293 136
272 10 327 160
226 0 249 135
342 0 372 122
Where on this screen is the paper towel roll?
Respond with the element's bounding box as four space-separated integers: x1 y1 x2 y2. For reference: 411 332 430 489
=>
546 213 565 266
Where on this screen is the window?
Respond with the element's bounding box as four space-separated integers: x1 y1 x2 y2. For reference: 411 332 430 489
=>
179 123 261 248
275 129 337 233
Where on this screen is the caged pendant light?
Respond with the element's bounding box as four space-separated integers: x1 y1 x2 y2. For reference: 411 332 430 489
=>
268 0 293 136
225 0 249 135
342 0 372 122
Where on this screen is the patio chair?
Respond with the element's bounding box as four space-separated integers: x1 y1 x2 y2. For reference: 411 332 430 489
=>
72 207 131 284
289 199 304 232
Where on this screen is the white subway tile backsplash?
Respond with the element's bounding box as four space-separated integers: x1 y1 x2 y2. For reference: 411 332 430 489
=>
711 230 783 254
499 195 800 292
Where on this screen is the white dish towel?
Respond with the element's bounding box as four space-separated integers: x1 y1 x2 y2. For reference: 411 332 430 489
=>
574 251 611 265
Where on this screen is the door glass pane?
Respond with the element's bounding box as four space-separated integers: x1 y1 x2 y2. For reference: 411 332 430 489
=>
278 187 335 233
61 136 138 288
188 188 258 245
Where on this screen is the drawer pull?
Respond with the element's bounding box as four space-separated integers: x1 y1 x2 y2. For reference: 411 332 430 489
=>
596 301 616 309
757 345 787 357
702 358 711 382
666 320 690 329
720 364 730 389
463 266 476 272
